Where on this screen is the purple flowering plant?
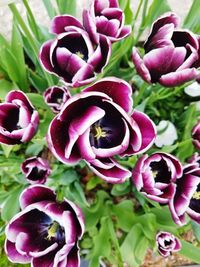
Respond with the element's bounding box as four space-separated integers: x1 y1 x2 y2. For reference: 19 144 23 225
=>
1 0 200 267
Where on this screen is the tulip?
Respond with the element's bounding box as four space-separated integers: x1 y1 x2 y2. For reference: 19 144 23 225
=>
83 0 131 43
21 157 51 184
5 185 84 267
132 152 182 203
47 77 156 183
0 90 39 145
132 13 200 87
156 231 181 257
192 121 200 149
43 86 71 113
169 156 200 225
40 15 111 87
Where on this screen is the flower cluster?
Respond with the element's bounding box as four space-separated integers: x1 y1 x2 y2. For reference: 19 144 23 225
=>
40 0 131 87
132 13 200 87
132 151 200 226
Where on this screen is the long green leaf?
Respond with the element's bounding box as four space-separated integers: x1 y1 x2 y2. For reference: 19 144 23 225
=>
183 0 200 33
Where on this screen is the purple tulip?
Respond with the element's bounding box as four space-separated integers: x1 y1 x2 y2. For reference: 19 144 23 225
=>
47 77 156 183
40 15 111 87
132 13 200 87
5 185 84 267
192 121 200 149
156 231 181 257
43 86 71 113
169 156 200 225
0 90 39 145
21 157 51 185
132 152 183 204
83 0 131 43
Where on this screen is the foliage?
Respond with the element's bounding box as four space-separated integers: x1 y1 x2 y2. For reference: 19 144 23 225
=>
0 0 200 267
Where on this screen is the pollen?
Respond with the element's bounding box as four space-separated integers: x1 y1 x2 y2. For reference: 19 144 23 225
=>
76 51 84 59
94 126 106 140
192 191 200 200
152 170 158 179
47 221 59 240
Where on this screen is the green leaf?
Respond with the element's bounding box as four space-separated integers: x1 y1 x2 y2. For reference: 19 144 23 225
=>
0 79 14 99
144 0 171 27
88 217 111 267
124 0 134 24
183 0 200 33
83 191 110 229
111 180 131 196
1 186 24 222
42 0 57 19
28 69 49 92
191 221 200 242
59 169 79 186
25 139 46 156
68 181 89 207
180 240 200 264
56 0 76 16
26 93 49 109
86 176 103 190
120 223 148 267
11 22 28 90
112 200 135 232
1 144 14 158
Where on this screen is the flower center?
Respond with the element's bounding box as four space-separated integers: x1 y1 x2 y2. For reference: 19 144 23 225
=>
152 170 158 179
76 51 84 59
192 191 200 200
94 126 107 140
47 221 59 240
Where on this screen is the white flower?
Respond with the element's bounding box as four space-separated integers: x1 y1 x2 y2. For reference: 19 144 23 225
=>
184 82 200 97
155 120 177 148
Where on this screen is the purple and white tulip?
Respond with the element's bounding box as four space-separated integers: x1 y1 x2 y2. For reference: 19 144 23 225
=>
169 156 200 225
47 77 156 183
21 157 51 185
132 152 183 203
44 86 71 113
40 15 111 87
156 231 181 257
0 90 39 145
5 185 84 267
192 121 200 149
83 0 131 43
132 13 200 87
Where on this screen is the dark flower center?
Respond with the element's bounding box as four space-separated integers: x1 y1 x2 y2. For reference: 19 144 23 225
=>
28 167 46 181
190 183 200 213
150 159 172 183
164 239 172 247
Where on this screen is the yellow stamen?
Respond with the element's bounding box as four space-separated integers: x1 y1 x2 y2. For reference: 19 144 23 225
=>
94 126 106 140
192 191 200 200
152 170 158 179
76 51 84 59
47 221 59 240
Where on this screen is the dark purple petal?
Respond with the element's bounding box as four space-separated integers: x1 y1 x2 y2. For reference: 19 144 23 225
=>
88 157 131 183
159 68 199 87
83 77 133 113
130 110 156 153
39 40 54 73
83 10 99 44
144 12 179 51
51 15 83 34
5 240 31 264
192 122 200 149
19 185 56 209
131 48 151 83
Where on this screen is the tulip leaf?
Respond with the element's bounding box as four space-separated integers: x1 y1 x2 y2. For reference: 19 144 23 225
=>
111 180 131 196
183 0 200 33
42 0 57 19
120 223 149 267
0 79 14 99
26 93 49 109
144 0 171 27
180 240 200 264
56 0 76 16
11 22 28 91
1 144 14 158
1 186 24 222
191 221 200 243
